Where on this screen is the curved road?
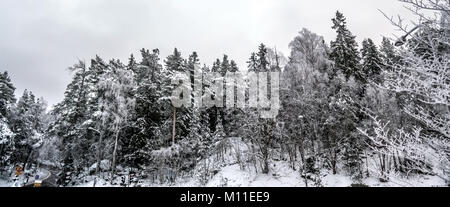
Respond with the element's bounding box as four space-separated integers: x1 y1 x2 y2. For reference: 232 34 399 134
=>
23 166 58 187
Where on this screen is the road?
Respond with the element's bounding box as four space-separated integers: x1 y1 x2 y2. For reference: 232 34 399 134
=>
23 165 59 187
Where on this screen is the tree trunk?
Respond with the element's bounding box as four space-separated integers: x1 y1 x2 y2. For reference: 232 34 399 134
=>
393 152 398 172
0 144 4 169
93 122 105 187
331 149 337 175
110 122 120 184
172 107 176 146
262 147 269 174
365 150 370 177
23 148 33 171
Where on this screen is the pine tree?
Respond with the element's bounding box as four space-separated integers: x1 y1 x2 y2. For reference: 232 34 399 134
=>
86 55 109 114
54 61 89 127
164 48 190 146
49 61 90 185
187 52 200 104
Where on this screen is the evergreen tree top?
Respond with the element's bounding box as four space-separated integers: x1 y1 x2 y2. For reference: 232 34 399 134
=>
188 52 200 65
165 48 185 72
0 71 16 104
330 11 361 80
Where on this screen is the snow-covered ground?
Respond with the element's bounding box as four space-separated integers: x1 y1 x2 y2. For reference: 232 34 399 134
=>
0 179 15 187
69 160 446 187
180 161 446 187
69 137 447 187
2 138 444 187
0 168 51 187
2 137 445 188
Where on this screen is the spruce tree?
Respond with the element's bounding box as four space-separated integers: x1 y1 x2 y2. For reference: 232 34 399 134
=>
0 71 16 119
329 12 366 177
247 53 258 72
165 48 184 72
330 11 361 81
125 49 164 167
10 90 44 169
361 38 383 83
257 44 269 72
0 71 16 168
379 37 399 71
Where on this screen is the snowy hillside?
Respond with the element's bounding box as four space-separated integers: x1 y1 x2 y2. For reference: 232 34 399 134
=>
69 137 446 187
0 0 449 188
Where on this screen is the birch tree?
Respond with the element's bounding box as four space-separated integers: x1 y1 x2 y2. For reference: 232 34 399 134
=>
98 60 136 184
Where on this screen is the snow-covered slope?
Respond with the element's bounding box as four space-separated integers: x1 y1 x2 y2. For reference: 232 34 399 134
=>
68 137 447 187
159 137 447 187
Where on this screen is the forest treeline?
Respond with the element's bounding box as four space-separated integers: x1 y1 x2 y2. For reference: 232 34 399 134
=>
0 0 448 186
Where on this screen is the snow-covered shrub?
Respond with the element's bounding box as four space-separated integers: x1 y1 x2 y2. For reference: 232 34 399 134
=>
38 136 61 167
88 160 111 173
359 114 448 177
359 0 450 182
148 137 202 183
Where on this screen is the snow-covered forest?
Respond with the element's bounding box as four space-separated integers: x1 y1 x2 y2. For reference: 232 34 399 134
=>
0 0 449 187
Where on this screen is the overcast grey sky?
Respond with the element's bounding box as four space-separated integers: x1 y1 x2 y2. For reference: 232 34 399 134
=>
0 0 414 107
